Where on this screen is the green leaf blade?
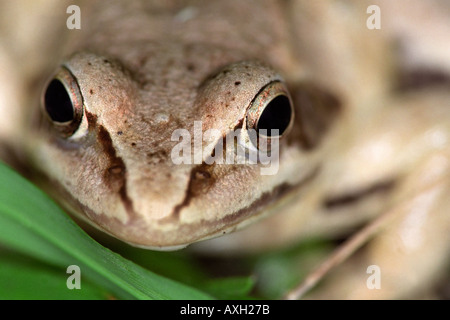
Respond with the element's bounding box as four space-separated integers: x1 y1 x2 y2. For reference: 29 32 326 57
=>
0 162 212 300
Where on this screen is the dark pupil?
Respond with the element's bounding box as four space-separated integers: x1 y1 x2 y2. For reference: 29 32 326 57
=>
44 79 74 123
256 95 292 136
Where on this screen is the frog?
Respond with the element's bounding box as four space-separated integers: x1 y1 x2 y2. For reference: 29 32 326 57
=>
0 0 449 299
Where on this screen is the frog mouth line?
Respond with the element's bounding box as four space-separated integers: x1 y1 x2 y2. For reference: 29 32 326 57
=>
156 165 320 248
203 165 321 240
43 155 319 249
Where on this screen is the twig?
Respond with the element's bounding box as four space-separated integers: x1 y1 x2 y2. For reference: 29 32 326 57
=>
283 200 405 300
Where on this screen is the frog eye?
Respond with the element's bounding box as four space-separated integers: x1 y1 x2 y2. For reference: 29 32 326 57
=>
246 81 294 144
42 67 84 137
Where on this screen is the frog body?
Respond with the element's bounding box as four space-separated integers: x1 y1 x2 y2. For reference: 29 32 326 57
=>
1 0 450 299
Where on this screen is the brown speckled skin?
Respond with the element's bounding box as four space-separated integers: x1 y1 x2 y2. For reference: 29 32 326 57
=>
2 0 450 299
2 0 450 254
27 1 331 249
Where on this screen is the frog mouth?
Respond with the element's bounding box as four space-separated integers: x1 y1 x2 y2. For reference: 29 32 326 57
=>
151 165 320 249
203 166 321 240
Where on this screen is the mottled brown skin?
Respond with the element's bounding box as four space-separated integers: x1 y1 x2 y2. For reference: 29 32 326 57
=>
0 0 397 249
26 2 332 249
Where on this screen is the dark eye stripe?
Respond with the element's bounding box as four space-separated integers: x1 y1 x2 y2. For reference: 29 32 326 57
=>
286 82 342 150
97 125 136 218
